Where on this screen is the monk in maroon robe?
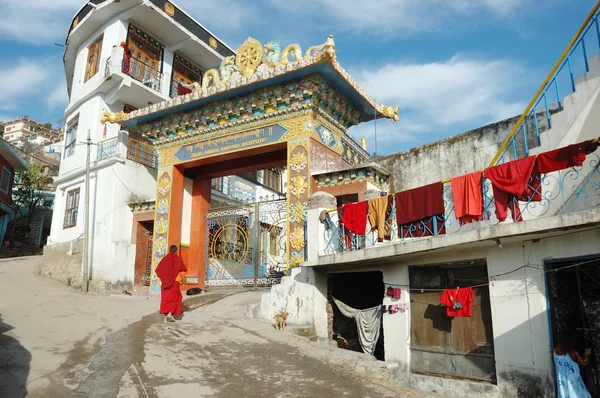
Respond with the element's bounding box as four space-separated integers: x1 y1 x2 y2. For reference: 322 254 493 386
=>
155 245 187 322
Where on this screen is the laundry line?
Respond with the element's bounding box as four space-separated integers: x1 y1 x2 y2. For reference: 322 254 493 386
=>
323 136 600 214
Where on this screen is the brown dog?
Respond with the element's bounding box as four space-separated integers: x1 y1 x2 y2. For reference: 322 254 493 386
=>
274 311 289 330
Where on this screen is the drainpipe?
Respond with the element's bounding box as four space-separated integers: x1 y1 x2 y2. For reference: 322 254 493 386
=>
83 129 91 292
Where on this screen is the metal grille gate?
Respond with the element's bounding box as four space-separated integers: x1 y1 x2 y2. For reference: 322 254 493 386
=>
547 256 600 397
205 195 287 288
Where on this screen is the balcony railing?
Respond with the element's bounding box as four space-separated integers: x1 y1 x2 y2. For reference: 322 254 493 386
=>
97 137 119 161
126 138 157 168
105 54 163 93
491 6 600 166
322 147 600 255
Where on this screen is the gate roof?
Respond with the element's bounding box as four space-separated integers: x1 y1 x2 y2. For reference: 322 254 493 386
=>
118 35 399 142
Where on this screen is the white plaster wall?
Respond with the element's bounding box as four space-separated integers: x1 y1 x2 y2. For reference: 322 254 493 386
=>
69 19 127 109
87 159 156 289
161 48 175 98
49 180 85 244
247 267 317 326
181 177 193 244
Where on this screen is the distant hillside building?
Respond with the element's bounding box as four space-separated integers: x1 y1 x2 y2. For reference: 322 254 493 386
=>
2 118 62 148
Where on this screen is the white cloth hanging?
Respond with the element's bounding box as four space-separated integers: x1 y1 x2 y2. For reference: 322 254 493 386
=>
332 297 382 356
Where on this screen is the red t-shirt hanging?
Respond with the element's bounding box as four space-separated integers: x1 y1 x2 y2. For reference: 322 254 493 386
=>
440 287 474 317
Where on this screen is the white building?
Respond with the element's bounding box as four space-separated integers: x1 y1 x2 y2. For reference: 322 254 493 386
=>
43 0 236 292
3 118 61 148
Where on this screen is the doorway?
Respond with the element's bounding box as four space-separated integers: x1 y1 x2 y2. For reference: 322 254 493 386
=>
546 256 600 397
327 271 385 360
134 220 154 287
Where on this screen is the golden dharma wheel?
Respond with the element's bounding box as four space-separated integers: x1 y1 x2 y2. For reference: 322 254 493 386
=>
236 37 263 77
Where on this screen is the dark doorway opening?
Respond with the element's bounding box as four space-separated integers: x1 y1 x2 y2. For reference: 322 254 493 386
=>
134 220 154 287
546 256 600 397
327 271 385 360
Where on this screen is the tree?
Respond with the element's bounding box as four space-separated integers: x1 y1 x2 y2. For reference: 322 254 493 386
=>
42 122 53 130
0 122 4 138
9 144 57 244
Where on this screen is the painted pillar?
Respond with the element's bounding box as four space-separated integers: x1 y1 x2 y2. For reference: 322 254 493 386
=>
287 137 311 269
189 176 211 288
150 165 184 294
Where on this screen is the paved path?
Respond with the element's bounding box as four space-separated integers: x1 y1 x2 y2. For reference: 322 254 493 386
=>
0 257 436 397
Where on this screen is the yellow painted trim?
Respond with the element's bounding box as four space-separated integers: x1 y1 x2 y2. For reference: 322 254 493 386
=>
488 1 600 167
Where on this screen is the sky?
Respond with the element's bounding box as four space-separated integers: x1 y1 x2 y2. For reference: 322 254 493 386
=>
0 0 597 155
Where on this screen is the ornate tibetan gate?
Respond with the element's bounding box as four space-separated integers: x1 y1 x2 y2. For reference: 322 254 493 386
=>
109 34 398 296
206 196 287 288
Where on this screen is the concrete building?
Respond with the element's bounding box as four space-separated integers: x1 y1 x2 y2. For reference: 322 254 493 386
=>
2 118 62 148
250 20 600 398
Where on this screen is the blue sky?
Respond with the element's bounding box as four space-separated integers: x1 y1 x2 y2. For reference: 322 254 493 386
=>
0 0 597 155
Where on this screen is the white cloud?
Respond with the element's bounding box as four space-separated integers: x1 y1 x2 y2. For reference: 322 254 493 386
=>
47 80 69 109
0 61 51 111
0 0 82 45
347 55 529 153
269 0 532 36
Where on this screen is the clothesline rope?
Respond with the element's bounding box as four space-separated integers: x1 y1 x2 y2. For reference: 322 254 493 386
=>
324 136 600 214
382 256 600 292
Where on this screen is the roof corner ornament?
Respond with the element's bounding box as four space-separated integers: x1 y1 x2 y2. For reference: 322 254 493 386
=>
380 105 400 123
100 108 127 125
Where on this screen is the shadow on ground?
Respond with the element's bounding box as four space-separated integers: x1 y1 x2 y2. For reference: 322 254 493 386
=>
0 314 31 397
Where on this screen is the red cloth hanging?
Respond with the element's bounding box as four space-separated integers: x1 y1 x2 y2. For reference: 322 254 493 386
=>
440 287 474 317
339 201 368 235
393 288 401 300
450 171 484 225
177 83 193 96
395 182 445 237
395 182 445 224
484 156 537 222
537 139 598 173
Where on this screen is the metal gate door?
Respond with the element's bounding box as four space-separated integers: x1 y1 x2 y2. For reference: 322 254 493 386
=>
205 196 287 288
546 256 600 397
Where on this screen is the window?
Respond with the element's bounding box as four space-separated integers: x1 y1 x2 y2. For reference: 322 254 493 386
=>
0 166 11 194
127 24 164 88
170 53 202 98
64 188 80 228
85 34 104 82
64 115 79 158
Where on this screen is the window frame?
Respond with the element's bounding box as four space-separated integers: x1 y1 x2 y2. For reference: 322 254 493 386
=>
0 166 11 194
64 115 79 159
63 188 81 229
85 34 104 82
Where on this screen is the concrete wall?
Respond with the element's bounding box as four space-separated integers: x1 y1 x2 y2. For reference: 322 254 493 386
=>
372 116 518 192
41 239 84 289
246 267 317 327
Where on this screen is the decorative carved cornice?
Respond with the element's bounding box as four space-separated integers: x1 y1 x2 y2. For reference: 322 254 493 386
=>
122 35 399 131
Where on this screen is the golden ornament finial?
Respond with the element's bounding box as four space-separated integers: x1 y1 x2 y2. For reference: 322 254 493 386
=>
380 105 399 123
100 108 127 125
361 136 367 151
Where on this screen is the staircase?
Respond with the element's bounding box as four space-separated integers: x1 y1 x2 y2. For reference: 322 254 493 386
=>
488 4 600 219
491 4 600 164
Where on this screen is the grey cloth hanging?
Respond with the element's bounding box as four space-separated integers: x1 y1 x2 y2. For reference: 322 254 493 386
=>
332 297 382 356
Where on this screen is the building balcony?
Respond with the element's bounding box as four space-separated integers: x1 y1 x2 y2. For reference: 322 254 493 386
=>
102 46 167 109
306 146 600 264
